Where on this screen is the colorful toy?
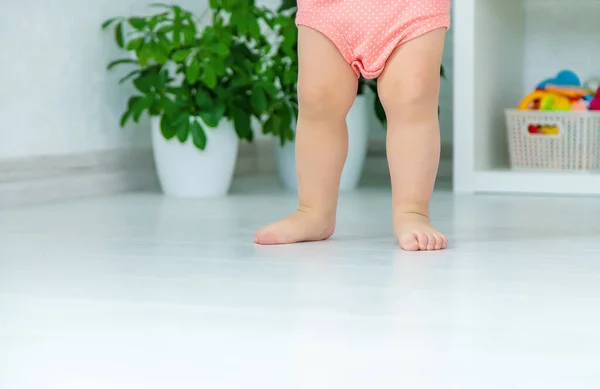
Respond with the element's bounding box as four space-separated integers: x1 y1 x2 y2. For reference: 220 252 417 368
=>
518 70 600 112
519 90 550 110
528 124 560 135
539 94 571 111
571 100 588 111
537 70 581 89
519 90 573 111
544 84 592 99
590 87 600 111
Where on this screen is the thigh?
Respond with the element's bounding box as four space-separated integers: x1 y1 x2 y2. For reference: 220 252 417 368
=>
377 28 446 112
297 26 358 116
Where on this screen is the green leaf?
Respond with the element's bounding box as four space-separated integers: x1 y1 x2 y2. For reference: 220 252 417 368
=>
247 18 261 39
160 115 177 139
176 116 190 142
232 106 252 140
194 89 212 109
128 17 147 30
130 96 152 122
161 95 178 115
374 96 386 124
286 126 295 141
156 34 171 51
115 22 125 48
172 27 182 45
205 43 230 57
182 27 197 44
137 44 152 66
156 25 174 35
172 5 183 17
145 41 160 64
250 85 267 114
133 72 160 93
150 3 173 10
282 25 297 50
254 60 264 75
278 0 297 11
107 58 137 70
211 58 226 77
148 14 163 30
126 37 144 51
261 82 279 98
102 17 118 30
153 40 170 64
119 110 132 127
119 69 141 84
127 95 143 110
186 60 201 83
201 65 217 89
230 12 246 35
172 48 192 62
263 115 278 135
231 75 252 87
199 103 226 127
190 119 207 150
282 69 296 86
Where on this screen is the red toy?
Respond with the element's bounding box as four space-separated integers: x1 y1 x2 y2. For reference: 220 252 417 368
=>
590 87 600 111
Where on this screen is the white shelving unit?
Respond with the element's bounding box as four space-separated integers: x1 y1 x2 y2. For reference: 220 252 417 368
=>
452 0 600 195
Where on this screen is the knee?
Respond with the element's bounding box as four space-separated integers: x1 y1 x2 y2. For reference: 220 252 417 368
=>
378 74 440 119
298 81 355 121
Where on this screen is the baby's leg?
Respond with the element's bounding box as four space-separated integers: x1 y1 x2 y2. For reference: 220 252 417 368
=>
254 26 358 245
377 28 448 251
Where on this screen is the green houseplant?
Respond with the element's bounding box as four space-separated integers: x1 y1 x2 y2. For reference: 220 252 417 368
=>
102 2 293 197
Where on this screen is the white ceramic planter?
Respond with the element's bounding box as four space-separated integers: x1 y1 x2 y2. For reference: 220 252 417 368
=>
274 94 371 192
151 117 239 197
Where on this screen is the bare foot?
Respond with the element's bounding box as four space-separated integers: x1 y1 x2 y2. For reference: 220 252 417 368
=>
254 209 335 245
394 212 447 251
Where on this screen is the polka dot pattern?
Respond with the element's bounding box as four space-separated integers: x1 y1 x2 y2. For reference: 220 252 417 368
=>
296 0 451 79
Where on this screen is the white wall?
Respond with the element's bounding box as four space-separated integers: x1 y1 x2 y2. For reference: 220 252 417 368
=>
523 0 600 94
0 0 216 160
0 0 451 161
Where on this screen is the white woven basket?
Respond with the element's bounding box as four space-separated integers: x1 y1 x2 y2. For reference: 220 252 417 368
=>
505 109 600 171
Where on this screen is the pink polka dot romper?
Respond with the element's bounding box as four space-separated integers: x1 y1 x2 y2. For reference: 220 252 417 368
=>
296 0 451 79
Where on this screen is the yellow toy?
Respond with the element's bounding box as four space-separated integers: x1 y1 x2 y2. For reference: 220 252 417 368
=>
518 91 548 110
528 123 560 135
539 94 571 111
518 90 571 111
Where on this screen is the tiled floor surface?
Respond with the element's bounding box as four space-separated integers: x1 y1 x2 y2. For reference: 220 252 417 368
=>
1 178 599 388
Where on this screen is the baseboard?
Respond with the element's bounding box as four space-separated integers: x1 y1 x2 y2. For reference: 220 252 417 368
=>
0 143 273 207
240 137 454 181
0 139 451 207
0 149 160 208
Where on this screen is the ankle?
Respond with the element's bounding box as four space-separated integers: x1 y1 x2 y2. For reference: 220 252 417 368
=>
297 204 336 223
393 202 430 219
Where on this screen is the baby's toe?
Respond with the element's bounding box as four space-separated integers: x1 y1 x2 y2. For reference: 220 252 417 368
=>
399 232 420 251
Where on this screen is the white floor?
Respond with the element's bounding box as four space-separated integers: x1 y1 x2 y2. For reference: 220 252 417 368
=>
1 177 599 389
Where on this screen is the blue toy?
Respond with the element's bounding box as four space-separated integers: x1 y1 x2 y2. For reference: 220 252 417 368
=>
537 70 581 89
